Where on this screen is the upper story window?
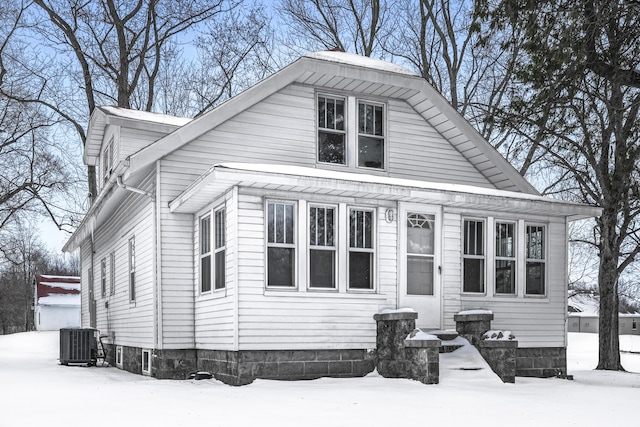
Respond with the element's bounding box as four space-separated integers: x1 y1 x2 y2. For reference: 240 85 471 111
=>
495 222 516 294
317 94 386 170
358 101 385 169
102 138 114 185
525 224 546 295
267 201 296 288
318 95 346 165
463 219 485 293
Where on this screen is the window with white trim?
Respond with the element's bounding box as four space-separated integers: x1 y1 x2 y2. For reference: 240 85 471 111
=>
318 94 346 165
200 214 212 293
267 201 296 287
495 221 516 294
115 345 123 367
406 213 435 295
109 251 115 295
463 219 485 293
358 100 385 169
214 207 226 290
309 205 336 289
102 138 114 185
128 237 136 302
525 224 546 295
348 208 374 289
100 258 107 298
142 349 151 375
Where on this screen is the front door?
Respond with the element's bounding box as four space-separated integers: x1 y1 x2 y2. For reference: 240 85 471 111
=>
398 204 442 329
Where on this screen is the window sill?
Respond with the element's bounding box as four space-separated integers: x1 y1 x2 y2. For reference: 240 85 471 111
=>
461 294 550 303
264 289 386 300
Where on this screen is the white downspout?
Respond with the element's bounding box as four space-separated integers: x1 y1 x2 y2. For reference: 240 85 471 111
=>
117 175 154 199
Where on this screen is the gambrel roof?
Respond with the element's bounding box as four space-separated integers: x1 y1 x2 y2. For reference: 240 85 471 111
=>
121 51 538 194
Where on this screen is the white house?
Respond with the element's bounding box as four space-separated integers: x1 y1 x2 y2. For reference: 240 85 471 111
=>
33 275 81 331
63 51 600 384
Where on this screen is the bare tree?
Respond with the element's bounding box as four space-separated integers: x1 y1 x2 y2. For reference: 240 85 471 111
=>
0 2 75 235
5 0 246 198
277 0 392 57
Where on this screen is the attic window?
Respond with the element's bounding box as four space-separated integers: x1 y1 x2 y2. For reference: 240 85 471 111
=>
102 138 114 185
357 100 385 169
318 94 346 165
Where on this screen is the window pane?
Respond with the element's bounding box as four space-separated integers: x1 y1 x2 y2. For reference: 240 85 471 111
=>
310 206 335 247
310 249 335 288
350 209 372 248
496 223 514 257
318 132 346 164
214 251 225 290
319 96 344 131
358 136 384 169
215 209 225 249
268 247 295 287
349 252 372 289
526 225 545 259
526 262 545 295
495 260 515 294
407 214 434 255
201 216 211 254
407 256 434 295
463 258 484 293
201 255 212 292
464 220 484 255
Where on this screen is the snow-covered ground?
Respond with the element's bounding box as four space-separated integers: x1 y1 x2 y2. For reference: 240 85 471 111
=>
1 332 638 427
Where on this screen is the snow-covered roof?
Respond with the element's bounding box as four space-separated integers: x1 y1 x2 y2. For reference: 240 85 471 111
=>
304 51 416 76
99 106 192 127
38 294 80 307
34 275 81 301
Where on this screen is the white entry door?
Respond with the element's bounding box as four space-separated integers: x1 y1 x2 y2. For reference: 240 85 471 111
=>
398 204 442 329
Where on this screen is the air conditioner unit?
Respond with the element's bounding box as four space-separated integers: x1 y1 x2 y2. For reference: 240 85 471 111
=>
59 328 98 365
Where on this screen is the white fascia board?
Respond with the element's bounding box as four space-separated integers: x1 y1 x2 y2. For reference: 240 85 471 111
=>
169 163 601 219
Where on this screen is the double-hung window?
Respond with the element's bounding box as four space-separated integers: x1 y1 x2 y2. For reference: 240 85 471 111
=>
358 101 384 169
100 258 107 298
128 237 136 302
318 95 346 165
267 201 296 287
309 205 336 289
525 224 546 295
463 219 485 293
109 251 115 295
495 222 516 294
214 208 226 290
348 208 374 289
200 214 212 293
199 206 226 293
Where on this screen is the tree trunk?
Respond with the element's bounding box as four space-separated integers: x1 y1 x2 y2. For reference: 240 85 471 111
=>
596 215 623 370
